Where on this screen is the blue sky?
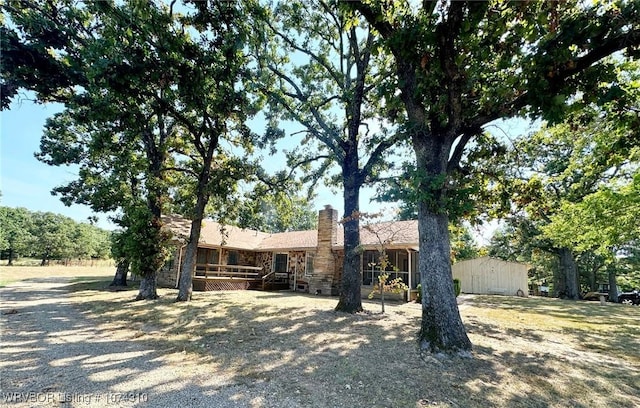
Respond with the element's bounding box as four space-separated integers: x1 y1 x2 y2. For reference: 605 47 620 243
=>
0 97 389 231
1 94 530 244
1 98 119 229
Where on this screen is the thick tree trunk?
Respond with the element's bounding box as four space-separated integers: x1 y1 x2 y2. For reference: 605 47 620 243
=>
7 248 14 266
177 209 206 302
176 137 215 302
133 200 163 300
334 43 370 313
413 134 472 355
559 247 579 300
552 256 566 298
136 273 159 300
110 260 129 287
607 265 618 302
417 207 472 355
335 176 363 313
177 229 197 302
134 212 163 300
589 267 597 292
135 125 167 301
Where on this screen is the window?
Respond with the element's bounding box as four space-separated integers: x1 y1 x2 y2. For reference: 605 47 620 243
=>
363 251 379 286
208 249 219 265
196 248 219 265
196 248 208 265
274 253 288 273
227 250 239 265
305 252 315 277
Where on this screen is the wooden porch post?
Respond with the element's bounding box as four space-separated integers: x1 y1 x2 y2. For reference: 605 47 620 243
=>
407 249 412 302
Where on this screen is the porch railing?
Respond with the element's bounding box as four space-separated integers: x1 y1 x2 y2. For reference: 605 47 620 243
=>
261 271 276 290
193 264 262 279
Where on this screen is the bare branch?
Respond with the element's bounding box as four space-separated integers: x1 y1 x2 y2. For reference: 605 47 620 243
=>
265 18 343 85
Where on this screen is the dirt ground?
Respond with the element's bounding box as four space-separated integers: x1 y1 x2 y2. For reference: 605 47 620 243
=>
1 266 639 407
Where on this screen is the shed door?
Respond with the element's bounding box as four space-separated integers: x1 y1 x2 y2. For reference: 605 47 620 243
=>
472 275 481 294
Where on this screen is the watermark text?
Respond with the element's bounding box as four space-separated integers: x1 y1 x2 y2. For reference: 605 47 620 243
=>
1 391 148 405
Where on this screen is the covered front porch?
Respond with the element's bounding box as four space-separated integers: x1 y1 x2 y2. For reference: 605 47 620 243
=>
361 248 420 301
192 264 264 291
187 246 298 292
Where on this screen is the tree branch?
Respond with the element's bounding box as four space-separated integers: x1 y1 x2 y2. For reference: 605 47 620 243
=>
265 18 343 85
361 132 404 184
447 130 478 173
347 1 395 39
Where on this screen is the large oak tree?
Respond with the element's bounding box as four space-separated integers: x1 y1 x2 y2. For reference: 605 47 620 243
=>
349 0 640 354
2 1 261 300
256 0 403 312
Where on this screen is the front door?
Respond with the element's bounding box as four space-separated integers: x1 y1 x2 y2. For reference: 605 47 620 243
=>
274 253 289 285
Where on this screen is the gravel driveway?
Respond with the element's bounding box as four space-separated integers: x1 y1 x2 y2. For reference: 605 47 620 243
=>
0 277 280 408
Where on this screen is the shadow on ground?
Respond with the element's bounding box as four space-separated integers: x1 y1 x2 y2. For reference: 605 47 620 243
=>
1 279 639 407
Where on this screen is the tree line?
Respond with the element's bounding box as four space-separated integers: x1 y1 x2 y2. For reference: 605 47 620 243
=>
0 206 111 266
485 94 640 299
2 0 639 357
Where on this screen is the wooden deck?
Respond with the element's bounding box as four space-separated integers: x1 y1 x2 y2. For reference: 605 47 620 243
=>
192 277 290 292
190 264 292 292
192 276 263 291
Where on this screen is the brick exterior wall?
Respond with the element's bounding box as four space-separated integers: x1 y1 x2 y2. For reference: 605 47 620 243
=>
331 249 344 294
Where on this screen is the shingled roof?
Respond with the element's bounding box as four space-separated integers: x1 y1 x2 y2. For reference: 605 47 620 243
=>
163 215 419 251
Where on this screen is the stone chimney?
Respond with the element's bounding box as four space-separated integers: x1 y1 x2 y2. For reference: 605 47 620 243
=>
309 205 338 295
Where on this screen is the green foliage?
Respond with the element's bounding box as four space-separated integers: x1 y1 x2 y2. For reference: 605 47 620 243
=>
118 204 171 278
0 206 33 264
453 279 461 297
543 173 640 257
0 206 111 265
3 2 265 299
351 1 640 341
235 192 317 233
487 66 640 293
255 0 405 199
450 225 480 263
375 130 511 225
254 0 407 313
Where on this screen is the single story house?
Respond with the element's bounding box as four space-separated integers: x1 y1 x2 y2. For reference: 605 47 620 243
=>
451 256 529 296
158 205 420 297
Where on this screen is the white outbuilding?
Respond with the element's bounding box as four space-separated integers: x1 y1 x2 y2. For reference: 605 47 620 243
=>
452 256 529 296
